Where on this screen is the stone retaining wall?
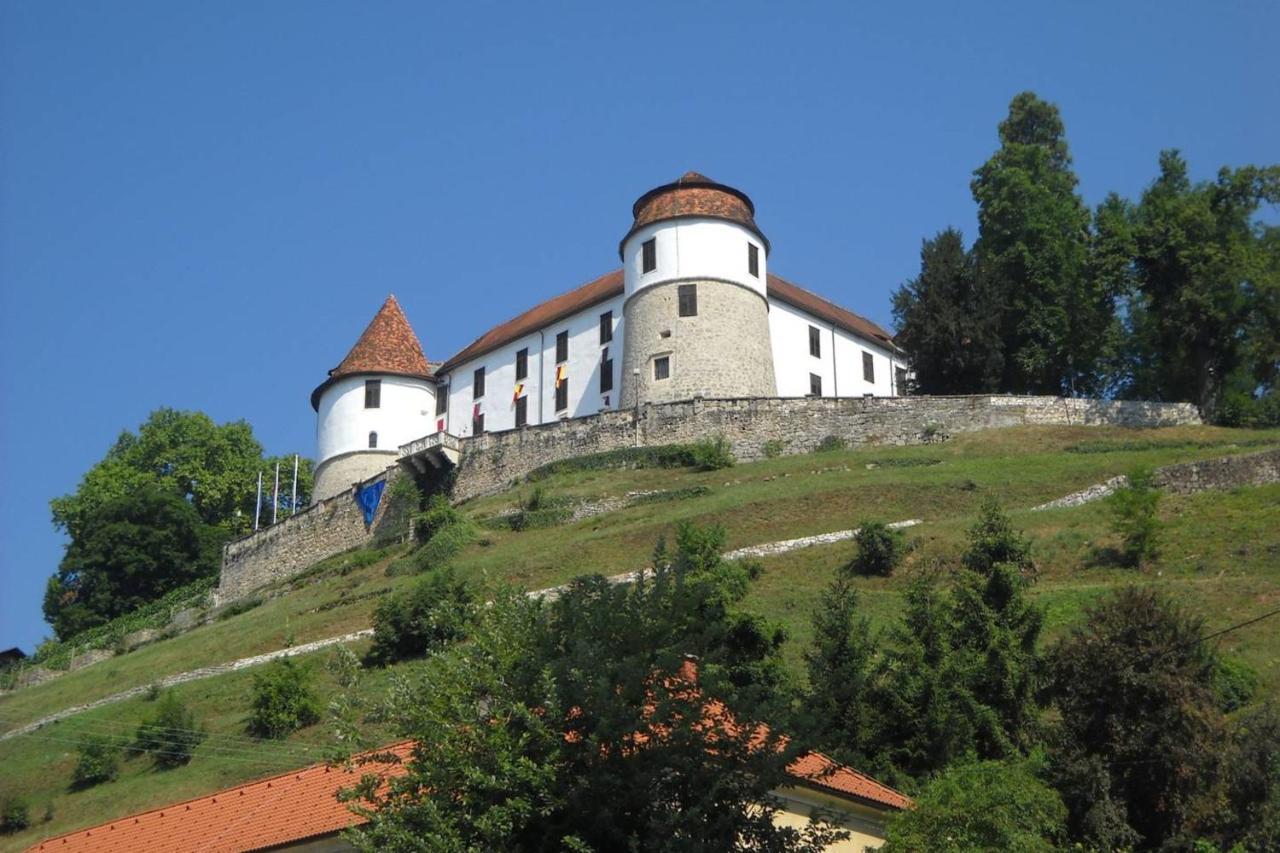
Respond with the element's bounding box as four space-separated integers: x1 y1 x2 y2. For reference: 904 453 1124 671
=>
1153 447 1280 494
452 395 1201 502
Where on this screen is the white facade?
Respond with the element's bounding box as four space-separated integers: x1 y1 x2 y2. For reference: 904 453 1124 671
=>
622 217 767 301
315 374 437 464
767 298 904 398
438 293 626 436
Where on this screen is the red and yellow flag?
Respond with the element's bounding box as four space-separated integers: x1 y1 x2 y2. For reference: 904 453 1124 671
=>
555 364 567 387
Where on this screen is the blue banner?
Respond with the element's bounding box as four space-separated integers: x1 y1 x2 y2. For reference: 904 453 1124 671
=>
356 480 386 527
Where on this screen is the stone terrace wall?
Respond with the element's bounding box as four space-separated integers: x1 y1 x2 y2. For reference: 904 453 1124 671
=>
452 395 1200 502
217 466 405 602
1153 447 1280 494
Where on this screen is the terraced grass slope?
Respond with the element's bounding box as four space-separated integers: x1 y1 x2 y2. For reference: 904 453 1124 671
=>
2 424 1278 850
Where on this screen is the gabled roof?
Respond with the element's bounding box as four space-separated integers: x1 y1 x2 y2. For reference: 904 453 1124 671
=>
31 742 414 853
311 295 433 410
435 269 894 375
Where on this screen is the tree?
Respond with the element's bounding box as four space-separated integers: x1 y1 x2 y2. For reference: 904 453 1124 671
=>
1107 466 1162 567
962 498 1035 577
42 484 222 639
1118 151 1280 412
881 759 1067 852
71 736 121 789
1210 703 1280 851
135 691 206 768
891 228 1002 393
366 567 476 666
1047 587 1223 849
971 92 1110 394
846 520 906 577
802 574 875 765
247 659 322 739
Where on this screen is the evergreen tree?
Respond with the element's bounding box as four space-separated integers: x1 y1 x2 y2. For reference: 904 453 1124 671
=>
891 229 1002 393
971 92 1108 394
802 575 875 764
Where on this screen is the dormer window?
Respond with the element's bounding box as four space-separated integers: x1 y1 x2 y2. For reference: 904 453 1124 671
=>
748 243 759 277
364 379 381 409
368 431 378 449
642 238 657 273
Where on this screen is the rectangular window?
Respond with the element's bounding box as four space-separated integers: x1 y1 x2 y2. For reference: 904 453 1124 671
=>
863 351 875 383
599 310 613 344
556 330 568 363
515 348 528 381
895 367 908 395
473 367 485 399
654 355 671 380
808 325 821 358
642 238 656 273
364 379 381 409
515 395 528 427
748 243 759 277
472 412 484 435
555 378 568 412
368 431 378 449
678 284 698 317
435 384 448 416
600 351 613 393
810 373 822 397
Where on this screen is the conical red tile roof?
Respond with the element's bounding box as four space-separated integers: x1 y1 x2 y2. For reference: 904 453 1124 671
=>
311 295 432 410
622 171 767 257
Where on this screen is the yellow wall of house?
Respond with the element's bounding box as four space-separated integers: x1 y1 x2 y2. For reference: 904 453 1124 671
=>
770 786 890 852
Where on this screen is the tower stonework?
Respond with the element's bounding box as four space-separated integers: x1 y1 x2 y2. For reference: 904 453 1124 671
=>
619 172 776 409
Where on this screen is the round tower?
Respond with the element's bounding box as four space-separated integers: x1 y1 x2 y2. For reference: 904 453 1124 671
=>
619 172 776 409
311 295 436 501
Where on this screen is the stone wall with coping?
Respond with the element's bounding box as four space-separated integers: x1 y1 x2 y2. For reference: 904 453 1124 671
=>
452 395 1201 502
216 465 407 602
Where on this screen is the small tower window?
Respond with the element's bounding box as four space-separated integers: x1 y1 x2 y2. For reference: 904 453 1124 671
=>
678 284 698 317
599 310 613 344
863 351 876 383
809 373 822 397
808 325 821 358
515 348 528 381
473 367 485 399
642 238 657 273
654 356 671 380
435 384 448 416
368 431 378 449
364 379 381 409
556 330 569 363
748 243 759 277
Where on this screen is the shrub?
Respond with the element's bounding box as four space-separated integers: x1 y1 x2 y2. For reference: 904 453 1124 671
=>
413 494 469 545
963 499 1035 576
217 596 264 621
1107 466 1161 568
247 659 322 739
846 521 905 577
0 798 30 835
815 435 846 452
135 691 205 768
762 439 786 459
1213 656 1259 713
367 568 477 666
71 736 121 788
690 435 735 470
145 682 161 701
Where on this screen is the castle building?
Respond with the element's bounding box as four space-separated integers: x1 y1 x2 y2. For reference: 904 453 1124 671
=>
312 172 904 501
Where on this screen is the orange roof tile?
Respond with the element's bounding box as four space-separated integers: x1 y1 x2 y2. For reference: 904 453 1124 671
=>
311 295 433 410
30 742 413 853
622 171 768 255
436 269 893 375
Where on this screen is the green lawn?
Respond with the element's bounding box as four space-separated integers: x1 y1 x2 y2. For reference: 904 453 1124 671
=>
2 423 1277 851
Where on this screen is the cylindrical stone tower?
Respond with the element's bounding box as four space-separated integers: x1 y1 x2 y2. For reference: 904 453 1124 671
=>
619 172 776 408
311 295 436 501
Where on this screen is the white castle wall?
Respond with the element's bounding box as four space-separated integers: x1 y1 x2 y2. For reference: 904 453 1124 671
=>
768 298 902 398
623 217 768 300
440 293 627 436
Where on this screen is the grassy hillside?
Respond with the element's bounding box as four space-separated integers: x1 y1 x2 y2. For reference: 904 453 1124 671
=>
2 424 1278 850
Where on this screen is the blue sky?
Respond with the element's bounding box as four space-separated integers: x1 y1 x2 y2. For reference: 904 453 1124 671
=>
1 1 1276 652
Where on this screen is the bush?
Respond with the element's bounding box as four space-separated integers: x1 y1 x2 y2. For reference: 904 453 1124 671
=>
217 596 263 621
135 692 206 768
71 736 121 788
846 521 905 577
1213 656 1259 713
0 798 29 835
762 439 786 459
1214 389 1280 428
690 435 735 470
1107 466 1161 568
815 435 847 453
247 659 322 739
413 494 469 545
367 568 476 666
963 499 1035 576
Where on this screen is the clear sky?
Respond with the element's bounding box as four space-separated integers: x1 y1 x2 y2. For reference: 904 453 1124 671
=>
1 1 1276 652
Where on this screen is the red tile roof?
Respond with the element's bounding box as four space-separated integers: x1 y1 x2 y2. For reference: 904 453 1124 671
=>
311 295 433 410
436 269 893 375
30 742 414 853
622 171 768 255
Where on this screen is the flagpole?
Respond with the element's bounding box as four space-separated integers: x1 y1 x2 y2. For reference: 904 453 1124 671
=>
272 462 280 524
254 471 263 531
291 454 299 515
